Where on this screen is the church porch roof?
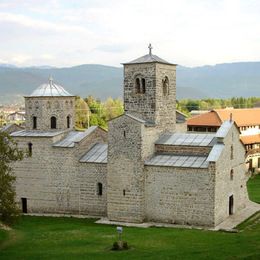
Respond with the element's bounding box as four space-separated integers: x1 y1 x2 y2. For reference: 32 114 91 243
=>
156 132 216 147
53 126 98 148
11 129 66 137
145 154 209 168
79 143 107 163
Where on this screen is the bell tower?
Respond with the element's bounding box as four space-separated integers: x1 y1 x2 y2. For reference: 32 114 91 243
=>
123 44 177 132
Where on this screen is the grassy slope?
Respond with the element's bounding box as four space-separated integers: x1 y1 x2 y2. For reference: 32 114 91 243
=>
0 176 259 259
0 229 8 244
0 215 259 260
247 174 260 203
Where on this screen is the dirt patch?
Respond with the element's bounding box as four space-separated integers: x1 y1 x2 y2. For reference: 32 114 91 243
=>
0 223 12 231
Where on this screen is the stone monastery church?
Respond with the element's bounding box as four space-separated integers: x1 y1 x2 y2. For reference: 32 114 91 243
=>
11 47 250 227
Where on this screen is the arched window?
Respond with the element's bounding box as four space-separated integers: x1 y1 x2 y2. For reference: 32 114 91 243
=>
97 183 103 196
32 116 37 129
135 78 141 94
51 116 57 129
67 115 71 128
28 142 33 157
162 76 169 96
141 78 146 93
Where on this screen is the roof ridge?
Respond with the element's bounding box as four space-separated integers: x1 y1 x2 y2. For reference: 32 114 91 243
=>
212 109 224 124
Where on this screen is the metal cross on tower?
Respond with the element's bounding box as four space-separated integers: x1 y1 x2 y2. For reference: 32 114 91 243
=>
148 43 152 56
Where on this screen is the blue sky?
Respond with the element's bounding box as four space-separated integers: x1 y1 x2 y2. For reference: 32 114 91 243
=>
0 0 260 67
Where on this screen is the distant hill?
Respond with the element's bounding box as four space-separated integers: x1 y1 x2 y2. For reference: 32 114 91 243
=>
0 62 260 105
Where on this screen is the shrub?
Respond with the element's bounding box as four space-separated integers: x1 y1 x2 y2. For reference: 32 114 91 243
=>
112 241 129 250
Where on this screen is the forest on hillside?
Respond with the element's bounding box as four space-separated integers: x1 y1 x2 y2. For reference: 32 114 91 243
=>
177 97 260 114
75 96 260 130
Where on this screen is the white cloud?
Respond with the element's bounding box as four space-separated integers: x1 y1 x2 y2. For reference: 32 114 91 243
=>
0 12 90 34
0 0 260 67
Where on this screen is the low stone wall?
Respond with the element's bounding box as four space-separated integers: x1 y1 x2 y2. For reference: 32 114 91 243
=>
145 165 215 227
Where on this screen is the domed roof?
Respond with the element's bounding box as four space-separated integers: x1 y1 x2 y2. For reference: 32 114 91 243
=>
29 77 74 97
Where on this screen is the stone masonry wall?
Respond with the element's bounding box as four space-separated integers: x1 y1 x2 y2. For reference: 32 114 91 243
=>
155 63 176 132
145 165 215 226
123 63 176 132
13 129 107 216
107 115 146 222
176 122 187 133
124 63 157 123
25 96 75 131
155 144 211 156
214 125 249 225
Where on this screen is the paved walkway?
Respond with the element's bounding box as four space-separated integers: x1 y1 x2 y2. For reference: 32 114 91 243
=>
214 201 260 231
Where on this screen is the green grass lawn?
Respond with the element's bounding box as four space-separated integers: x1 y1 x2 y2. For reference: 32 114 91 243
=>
247 174 260 203
0 215 259 260
0 176 259 259
0 229 8 244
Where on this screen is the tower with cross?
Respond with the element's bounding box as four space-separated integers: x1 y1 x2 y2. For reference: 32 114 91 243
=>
122 44 177 131
107 46 178 222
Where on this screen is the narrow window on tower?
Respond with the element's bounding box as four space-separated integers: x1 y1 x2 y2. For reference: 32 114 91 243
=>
32 116 37 129
230 169 234 180
28 142 33 157
162 76 169 96
97 183 103 196
67 115 70 128
135 78 141 94
141 78 146 93
51 116 57 129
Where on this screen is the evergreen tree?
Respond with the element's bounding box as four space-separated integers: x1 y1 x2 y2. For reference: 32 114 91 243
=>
0 132 24 224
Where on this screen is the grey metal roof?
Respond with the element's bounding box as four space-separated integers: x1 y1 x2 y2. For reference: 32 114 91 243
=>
1 124 17 132
11 129 66 137
79 143 108 163
145 154 209 168
215 120 233 138
125 113 146 124
206 144 225 162
156 133 216 147
27 77 73 97
53 126 98 148
123 54 175 65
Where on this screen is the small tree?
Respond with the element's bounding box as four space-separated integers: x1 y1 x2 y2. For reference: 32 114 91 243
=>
0 131 24 224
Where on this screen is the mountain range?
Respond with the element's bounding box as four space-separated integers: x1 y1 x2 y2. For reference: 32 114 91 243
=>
0 62 259 105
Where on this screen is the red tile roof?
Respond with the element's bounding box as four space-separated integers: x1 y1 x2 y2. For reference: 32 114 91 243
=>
187 108 260 127
187 111 222 127
240 134 260 145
